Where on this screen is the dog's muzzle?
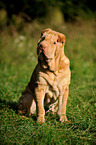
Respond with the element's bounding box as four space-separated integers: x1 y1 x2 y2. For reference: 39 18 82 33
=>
37 45 53 63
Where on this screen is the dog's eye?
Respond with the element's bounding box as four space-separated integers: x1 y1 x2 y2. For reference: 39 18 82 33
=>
54 42 56 44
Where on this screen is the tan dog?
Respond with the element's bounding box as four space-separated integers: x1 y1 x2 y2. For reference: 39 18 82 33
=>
17 28 71 123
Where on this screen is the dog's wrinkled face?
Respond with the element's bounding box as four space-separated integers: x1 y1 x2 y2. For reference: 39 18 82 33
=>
37 28 65 69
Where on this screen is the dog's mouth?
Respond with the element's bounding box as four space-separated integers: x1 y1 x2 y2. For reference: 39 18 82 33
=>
39 52 53 63
38 52 53 69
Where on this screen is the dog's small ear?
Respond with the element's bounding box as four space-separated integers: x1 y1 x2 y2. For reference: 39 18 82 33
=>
41 28 51 37
57 34 65 45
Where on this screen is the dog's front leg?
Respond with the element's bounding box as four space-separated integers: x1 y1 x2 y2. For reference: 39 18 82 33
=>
58 85 69 123
35 85 46 123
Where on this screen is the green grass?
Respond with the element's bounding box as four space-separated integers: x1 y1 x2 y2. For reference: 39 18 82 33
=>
0 20 96 145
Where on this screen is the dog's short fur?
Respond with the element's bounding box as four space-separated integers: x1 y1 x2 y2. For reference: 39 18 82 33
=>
16 28 71 123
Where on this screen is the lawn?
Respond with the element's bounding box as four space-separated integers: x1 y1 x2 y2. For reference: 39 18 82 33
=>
0 20 96 145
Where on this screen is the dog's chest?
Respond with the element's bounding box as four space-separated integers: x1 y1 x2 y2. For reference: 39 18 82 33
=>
45 71 62 100
45 83 59 101
38 69 70 101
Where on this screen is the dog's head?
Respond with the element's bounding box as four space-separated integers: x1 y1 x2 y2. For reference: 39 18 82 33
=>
37 28 65 70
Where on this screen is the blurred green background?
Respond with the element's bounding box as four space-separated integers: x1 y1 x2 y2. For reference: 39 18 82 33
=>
0 0 96 65
0 0 96 24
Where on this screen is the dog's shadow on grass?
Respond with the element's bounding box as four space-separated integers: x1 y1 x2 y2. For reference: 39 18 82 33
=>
0 99 17 110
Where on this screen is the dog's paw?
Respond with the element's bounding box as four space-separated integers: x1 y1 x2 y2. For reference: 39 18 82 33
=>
60 115 70 123
37 115 45 123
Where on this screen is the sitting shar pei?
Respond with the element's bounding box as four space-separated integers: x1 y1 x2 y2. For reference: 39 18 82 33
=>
16 28 71 123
